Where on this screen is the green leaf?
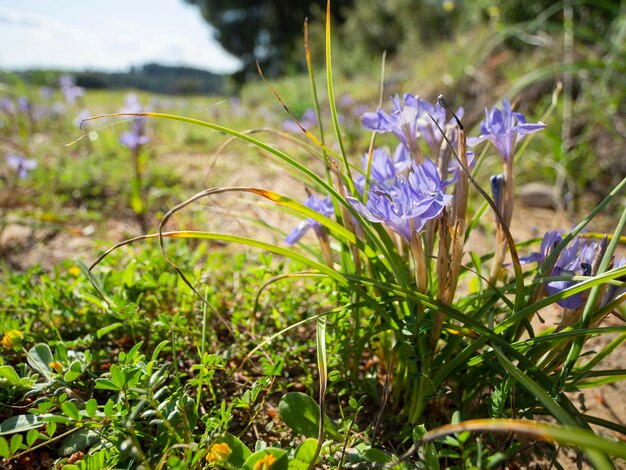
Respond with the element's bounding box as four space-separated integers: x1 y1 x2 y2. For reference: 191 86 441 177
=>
94 378 120 391
0 437 9 458
26 429 39 447
96 322 122 339
241 448 288 470
109 365 125 389
278 392 340 440
0 365 25 387
64 361 84 383
26 344 54 381
212 433 251 468
10 434 22 454
61 402 80 421
103 399 115 417
122 259 137 287
293 438 319 464
85 399 97 418
58 429 100 456
287 461 309 470
0 414 46 435
362 447 393 464
80 293 109 310
151 340 169 363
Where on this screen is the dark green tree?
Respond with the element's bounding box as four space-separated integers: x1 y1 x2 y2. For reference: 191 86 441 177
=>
183 0 351 80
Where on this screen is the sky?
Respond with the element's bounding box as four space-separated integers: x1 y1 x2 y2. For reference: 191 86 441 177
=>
0 0 242 74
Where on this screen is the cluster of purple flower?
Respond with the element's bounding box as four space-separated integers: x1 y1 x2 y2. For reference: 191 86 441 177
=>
286 93 466 245
522 231 625 310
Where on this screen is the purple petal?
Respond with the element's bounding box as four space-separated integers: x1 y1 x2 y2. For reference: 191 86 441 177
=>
285 220 312 245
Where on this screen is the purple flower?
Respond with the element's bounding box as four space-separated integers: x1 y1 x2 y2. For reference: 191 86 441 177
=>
6 154 37 179
121 93 143 114
40 87 53 100
0 98 15 114
412 96 464 155
17 97 30 113
59 75 84 104
521 231 598 309
467 98 546 162
120 131 150 151
119 94 149 151
348 158 452 242
285 195 334 245
282 108 317 132
362 94 421 154
74 109 91 129
355 145 410 194
361 94 463 158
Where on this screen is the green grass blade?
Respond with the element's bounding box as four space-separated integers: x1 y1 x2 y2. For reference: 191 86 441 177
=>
325 0 354 193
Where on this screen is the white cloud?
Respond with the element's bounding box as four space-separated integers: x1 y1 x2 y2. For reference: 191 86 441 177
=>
0 2 241 73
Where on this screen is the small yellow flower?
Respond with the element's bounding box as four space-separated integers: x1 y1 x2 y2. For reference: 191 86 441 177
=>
206 442 232 463
49 361 64 373
442 0 455 12
2 330 23 350
69 266 81 277
253 454 277 470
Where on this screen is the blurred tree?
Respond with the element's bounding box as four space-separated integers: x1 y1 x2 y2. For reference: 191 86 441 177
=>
183 0 351 81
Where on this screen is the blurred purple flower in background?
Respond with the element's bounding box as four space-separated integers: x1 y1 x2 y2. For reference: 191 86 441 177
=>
17 97 30 113
59 75 84 105
6 154 37 179
282 108 317 133
1 98 15 115
467 98 545 162
119 94 149 151
285 195 334 245
74 109 91 129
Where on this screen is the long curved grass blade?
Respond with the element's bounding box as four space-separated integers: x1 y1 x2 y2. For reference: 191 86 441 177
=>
575 331 626 375
357 418 623 469
83 112 412 281
416 420 624 464
465 326 626 368
325 0 354 193
304 18 330 185
310 314 328 470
